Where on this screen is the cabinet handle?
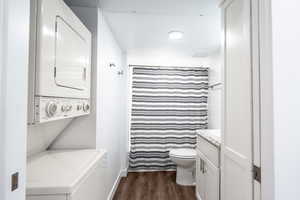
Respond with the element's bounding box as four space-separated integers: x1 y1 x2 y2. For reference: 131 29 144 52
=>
199 159 202 172
203 162 207 173
83 67 87 80
200 159 204 173
200 159 202 172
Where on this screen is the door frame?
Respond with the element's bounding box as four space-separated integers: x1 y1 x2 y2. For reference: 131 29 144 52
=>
257 0 274 199
0 0 30 199
219 0 274 199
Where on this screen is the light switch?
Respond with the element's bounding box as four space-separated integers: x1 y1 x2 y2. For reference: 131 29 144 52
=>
11 172 19 191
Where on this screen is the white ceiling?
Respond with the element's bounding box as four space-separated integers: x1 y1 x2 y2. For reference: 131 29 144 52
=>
99 0 219 16
66 0 221 57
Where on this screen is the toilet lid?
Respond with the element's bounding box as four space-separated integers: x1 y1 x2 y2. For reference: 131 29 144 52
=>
169 148 197 159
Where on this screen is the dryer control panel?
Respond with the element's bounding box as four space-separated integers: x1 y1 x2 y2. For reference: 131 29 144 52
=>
32 97 90 124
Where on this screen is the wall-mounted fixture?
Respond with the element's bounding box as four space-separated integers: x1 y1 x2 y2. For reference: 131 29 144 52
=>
118 70 124 75
209 82 222 89
109 63 116 68
168 31 184 40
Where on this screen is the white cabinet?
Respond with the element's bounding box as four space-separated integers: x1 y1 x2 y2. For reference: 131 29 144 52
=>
196 136 220 200
196 155 206 199
26 150 108 200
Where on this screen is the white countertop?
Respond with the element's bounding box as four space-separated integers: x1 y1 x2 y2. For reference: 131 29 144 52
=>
26 149 106 195
196 129 221 147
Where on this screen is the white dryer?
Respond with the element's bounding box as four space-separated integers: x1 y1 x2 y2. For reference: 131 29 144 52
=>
28 0 92 124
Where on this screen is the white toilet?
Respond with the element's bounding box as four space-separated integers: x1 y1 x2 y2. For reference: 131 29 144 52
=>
169 148 197 186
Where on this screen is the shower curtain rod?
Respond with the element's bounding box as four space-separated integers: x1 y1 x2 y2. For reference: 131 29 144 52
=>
209 82 222 89
128 64 208 69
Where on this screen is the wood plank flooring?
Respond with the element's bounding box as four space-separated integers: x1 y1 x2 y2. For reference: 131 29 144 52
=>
113 171 197 200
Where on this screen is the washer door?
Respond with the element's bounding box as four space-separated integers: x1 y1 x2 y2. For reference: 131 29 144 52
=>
55 16 89 91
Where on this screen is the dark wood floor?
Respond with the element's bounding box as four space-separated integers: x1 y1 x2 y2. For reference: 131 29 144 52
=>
113 171 196 200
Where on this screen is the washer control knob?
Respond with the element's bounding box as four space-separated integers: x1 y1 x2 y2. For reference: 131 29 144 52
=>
61 105 67 112
83 103 90 112
77 105 82 111
46 102 57 117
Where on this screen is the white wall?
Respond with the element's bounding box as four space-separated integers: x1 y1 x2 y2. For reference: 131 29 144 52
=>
206 51 222 129
27 119 72 156
0 0 30 199
97 9 128 198
271 1 300 199
127 49 212 67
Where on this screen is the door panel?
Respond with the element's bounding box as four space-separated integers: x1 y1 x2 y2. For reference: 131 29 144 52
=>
222 0 253 199
196 152 206 200
55 16 89 90
204 159 219 200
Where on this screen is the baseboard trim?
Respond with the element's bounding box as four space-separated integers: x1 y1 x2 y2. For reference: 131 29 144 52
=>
107 168 128 200
107 172 122 200
120 167 128 177
196 191 202 200
128 169 176 172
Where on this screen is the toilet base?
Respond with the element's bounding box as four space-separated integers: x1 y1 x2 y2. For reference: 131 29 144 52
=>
176 166 195 186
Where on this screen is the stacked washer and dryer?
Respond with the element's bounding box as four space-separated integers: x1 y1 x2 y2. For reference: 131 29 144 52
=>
27 0 106 200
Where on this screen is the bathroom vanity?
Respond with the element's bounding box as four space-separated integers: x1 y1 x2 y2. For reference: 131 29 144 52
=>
195 129 221 200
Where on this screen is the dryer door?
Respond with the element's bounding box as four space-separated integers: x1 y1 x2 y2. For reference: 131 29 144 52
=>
55 16 89 91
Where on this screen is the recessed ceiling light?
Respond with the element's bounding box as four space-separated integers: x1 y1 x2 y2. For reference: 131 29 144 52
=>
168 31 184 40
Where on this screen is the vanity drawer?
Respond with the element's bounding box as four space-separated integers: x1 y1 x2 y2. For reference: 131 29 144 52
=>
197 135 220 167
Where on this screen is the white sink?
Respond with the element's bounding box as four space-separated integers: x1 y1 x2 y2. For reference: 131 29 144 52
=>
196 129 221 145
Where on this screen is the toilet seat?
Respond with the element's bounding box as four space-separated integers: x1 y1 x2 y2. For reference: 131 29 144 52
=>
169 148 196 159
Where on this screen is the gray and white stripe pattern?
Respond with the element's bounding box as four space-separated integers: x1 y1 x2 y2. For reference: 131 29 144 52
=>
129 66 209 171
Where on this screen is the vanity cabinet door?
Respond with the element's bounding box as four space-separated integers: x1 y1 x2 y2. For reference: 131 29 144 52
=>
196 154 206 200
204 159 220 200
197 150 220 200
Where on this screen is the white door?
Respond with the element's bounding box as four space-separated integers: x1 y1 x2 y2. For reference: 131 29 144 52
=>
204 159 220 200
221 0 253 200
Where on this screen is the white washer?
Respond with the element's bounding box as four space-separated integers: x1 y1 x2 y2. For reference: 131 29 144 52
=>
26 150 107 200
28 0 92 124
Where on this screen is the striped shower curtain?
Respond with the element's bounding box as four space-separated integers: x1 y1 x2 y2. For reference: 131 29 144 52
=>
129 65 209 171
